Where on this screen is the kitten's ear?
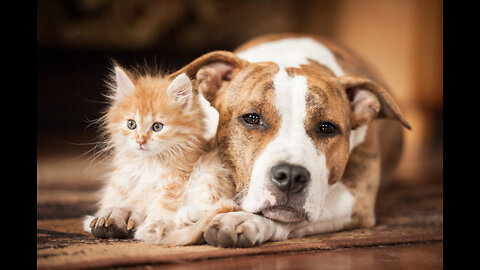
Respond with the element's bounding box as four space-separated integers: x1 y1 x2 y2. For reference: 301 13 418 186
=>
166 73 193 111
113 65 135 98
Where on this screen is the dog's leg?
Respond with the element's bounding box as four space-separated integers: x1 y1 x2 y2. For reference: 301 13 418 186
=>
343 131 382 229
203 211 290 247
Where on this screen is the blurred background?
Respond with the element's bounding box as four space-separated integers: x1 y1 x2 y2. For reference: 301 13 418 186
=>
37 0 442 192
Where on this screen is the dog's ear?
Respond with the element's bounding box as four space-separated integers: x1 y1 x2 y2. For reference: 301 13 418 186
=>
171 51 247 102
338 75 411 130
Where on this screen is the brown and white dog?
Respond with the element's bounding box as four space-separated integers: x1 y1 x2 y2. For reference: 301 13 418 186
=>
172 33 411 247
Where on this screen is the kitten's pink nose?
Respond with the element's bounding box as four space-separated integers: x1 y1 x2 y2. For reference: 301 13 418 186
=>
136 136 146 147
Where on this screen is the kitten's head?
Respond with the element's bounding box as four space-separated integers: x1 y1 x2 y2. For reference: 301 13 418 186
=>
103 65 206 159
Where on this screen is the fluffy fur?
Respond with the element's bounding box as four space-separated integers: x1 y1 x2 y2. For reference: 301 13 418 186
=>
83 64 236 245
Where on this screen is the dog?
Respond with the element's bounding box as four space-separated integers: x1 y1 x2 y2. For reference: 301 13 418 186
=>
171 33 411 247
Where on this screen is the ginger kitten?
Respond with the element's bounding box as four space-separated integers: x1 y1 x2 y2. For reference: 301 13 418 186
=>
84 65 236 244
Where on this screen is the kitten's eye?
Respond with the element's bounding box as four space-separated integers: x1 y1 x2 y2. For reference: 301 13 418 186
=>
318 122 339 137
127 119 137 130
242 113 261 125
152 122 164 132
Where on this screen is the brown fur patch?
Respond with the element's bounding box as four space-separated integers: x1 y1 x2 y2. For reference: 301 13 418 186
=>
213 62 280 194
235 33 381 80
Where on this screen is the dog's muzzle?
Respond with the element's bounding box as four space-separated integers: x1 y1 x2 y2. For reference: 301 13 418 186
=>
260 163 310 223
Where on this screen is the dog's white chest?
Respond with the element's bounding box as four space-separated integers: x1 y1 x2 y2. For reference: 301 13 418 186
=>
290 182 354 238
237 37 344 76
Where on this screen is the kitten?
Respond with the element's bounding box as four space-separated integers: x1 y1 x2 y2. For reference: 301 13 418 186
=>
83 64 236 244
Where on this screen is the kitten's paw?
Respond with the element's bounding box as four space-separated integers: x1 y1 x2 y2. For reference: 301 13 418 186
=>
175 206 208 227
134 219 167 244
89 208 137 239
203 211 275 248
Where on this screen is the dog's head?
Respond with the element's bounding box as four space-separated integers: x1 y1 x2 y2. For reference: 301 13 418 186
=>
174 51 410 223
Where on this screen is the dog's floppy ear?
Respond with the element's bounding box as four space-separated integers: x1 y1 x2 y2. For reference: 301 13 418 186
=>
171 51 247 102
338 75 411 130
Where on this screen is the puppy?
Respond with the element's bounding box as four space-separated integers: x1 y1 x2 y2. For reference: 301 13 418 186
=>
170 33 410 247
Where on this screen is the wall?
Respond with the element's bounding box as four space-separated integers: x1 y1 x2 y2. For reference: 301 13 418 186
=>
37 0 443 184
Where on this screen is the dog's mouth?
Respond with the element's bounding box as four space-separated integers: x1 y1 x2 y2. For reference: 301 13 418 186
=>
260 205 306 223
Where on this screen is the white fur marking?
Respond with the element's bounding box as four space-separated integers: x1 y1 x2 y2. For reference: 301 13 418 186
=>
197 93 219 140
265 192 277 206
82 215 94 232
242 70 329 220
349 125 368 152
237 37 344 76
292 182 354 237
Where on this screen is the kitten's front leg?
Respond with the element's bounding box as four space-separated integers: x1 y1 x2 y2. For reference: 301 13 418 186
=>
134 214 175 244
175 204 209 227
176 149 236 228
134 190 178 244
87 181 144 239
89 207 142 239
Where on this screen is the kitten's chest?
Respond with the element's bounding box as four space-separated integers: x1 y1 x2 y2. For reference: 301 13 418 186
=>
113 161 181 193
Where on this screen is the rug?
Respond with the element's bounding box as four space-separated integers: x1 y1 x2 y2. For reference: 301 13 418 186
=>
37 144 442 269
37 182 442 270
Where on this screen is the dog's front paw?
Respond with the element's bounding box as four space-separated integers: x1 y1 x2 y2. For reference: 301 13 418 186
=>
89 208 136 239
203 211 275 248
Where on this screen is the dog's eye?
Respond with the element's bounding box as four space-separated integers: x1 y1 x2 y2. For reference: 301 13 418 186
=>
318 122 339 137
127 119 137 130
242 113 261 125
239 113 268 130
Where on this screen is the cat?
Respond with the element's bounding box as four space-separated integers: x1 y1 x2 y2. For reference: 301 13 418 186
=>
83 64 237 244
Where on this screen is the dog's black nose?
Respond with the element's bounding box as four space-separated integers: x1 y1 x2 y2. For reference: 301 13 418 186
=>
271 163 310 193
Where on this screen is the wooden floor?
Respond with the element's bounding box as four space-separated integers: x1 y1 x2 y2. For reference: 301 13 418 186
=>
140 242 443 270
